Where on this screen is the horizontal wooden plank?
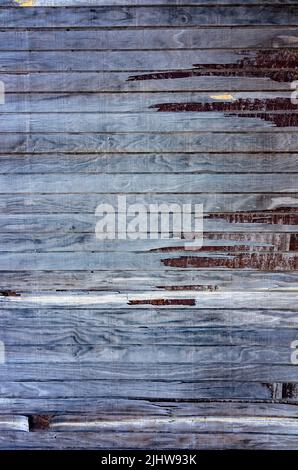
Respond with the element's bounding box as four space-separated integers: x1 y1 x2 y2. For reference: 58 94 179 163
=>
0 270 296 292
1 133 297 153
45 414 298 435
0 6 297 28
0 232 294 252
0 380 278 400
0 308 296 328
0 431 297 450
1 193 296 214
1 91 294 113
0 27 297 50
0 50 274 72
0 173 297 193
0 291 297 308
1 212 296 234
0 399 296 417
2 112 297 132
0 416 28 432
1 153 297 174
1 324 297 347
0 251 296 270
2 112 298 132
0 343 294 364
0 363 296 383
0 72 291 92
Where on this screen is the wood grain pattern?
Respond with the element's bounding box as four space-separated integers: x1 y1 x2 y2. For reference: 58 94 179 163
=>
0 72 292 93
0 362 297 382
0 28 297 51
0 91 294 113
0 270 296 291
1 193 296 213
0 6 297 28
1 153 297 173
1 133 297 153
0 291 297 308
4 112 298 132
0 431 297 450
0 416 28 432
1 0 297 450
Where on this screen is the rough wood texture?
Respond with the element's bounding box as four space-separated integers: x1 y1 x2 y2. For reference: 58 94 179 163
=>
0 0 297 450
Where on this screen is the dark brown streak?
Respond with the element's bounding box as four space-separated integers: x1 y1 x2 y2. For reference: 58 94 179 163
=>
230 113 298 128
194 50 298 70
0 290 20 297
156 285 219 291
151 98 298 113
128 299 196 306
282 383 298 400
289 234 298 252
162 254 297 271
29 415 53 432
151 245 275 253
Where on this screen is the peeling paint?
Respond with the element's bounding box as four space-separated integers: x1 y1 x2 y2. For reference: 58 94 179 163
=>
128 50 298 84
151 98 298 127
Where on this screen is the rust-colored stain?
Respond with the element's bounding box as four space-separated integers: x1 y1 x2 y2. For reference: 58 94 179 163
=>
157 285 219 291
162 254 297 270
128 50 298 83
128 299 196 306
29 415 53 432
282 383 298 400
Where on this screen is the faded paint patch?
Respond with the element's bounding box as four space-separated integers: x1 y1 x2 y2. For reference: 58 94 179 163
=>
210 94 235 101
14 0 35 6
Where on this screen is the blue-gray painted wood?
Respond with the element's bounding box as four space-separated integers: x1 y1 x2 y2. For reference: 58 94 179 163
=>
0 0 297 450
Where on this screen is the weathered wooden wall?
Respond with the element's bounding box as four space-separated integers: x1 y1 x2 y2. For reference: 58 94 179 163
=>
0 0 297 449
